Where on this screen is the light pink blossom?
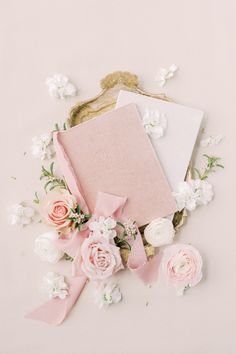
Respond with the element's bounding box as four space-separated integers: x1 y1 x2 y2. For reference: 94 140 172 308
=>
81 235 123 280
162 244 203 295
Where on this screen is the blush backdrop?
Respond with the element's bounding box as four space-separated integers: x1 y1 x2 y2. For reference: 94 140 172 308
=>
0 1 235 353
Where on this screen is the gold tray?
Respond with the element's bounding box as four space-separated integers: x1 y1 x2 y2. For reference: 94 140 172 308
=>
67 71 188 260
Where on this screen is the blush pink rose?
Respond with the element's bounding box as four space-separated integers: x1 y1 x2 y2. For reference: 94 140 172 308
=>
162 243 203 295
81 235 123 280
41 191 77 232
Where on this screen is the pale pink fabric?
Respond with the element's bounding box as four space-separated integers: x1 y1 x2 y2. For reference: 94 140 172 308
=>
25 276 87 325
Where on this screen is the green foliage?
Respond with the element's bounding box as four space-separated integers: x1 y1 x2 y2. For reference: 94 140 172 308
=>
194 155 224 180
40 162 66 192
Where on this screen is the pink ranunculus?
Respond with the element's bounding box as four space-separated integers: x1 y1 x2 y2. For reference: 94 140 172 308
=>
41 191 77 232
81 235 123 280
162 244 203 295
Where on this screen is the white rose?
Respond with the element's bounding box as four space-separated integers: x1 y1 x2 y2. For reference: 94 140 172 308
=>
34 231 64 263
144 218 175 247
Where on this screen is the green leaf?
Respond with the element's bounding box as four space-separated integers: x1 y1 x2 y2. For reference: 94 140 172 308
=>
117 221 125 229
76 204 81 214
50 162 54 175
33 191 40 204
44 180 52 192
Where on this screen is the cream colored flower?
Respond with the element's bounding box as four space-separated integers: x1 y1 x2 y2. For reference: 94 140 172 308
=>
144 218 175 247
34 231 64 263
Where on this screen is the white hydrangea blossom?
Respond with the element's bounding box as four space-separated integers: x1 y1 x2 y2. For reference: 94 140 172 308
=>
189 179 214 206
34 231 64 263
89 216 117 240
173 179 214 211
200 134 223 148
156 64 178 87
31 133 54 160
142 109 167 139
94 283 122 309
42 272 68 300
8 203 36 226
46 74 77 99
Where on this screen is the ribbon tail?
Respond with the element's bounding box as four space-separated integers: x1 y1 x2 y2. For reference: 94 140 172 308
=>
130 253 162 284
25 276 87 325
127 230 161 284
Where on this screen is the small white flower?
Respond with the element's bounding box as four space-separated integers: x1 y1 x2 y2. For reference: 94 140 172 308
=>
94 283 122 309
173 181 197 211
123 219 137 238
142 109 167 139
8 203 36 226
144 218 175 247
189 179 214 206
34 231 64 263
156 64 178 87
89 216 117 240
46 74 77 99
31 133 54 160
200 134 223 148
173 179 214 211
42 272 68 300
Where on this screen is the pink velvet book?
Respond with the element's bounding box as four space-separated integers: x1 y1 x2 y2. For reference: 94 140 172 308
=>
54 104 176 226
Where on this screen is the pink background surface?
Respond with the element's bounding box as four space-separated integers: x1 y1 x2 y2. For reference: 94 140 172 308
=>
0 1 235 353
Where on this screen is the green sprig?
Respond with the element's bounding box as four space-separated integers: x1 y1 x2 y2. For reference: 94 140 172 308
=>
40 162 67 192
194 154 224 180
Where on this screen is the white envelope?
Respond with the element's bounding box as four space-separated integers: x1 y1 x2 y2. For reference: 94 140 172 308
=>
115 90 203 192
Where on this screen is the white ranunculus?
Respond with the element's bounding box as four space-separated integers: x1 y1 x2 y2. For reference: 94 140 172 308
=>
46 74 77 99
8 203 36 226
31 132 54 160
42 272 68 300
89 216 117 240
144 218 175 247
142 109 167 139
94 283 122 309
34 231 64 263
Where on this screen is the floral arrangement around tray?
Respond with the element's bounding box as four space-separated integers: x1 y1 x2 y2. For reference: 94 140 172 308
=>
8 70 224 324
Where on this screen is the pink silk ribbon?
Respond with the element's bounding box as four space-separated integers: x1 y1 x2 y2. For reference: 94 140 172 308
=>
26 134 162 325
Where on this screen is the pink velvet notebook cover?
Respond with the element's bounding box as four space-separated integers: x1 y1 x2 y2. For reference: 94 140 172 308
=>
54 104 176 226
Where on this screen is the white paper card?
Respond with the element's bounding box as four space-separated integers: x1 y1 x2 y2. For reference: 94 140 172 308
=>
115 90 203 192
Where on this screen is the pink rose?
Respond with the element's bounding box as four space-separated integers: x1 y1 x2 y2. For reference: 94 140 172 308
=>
162 244 203 295
81 235 123 280
41 191 77 232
